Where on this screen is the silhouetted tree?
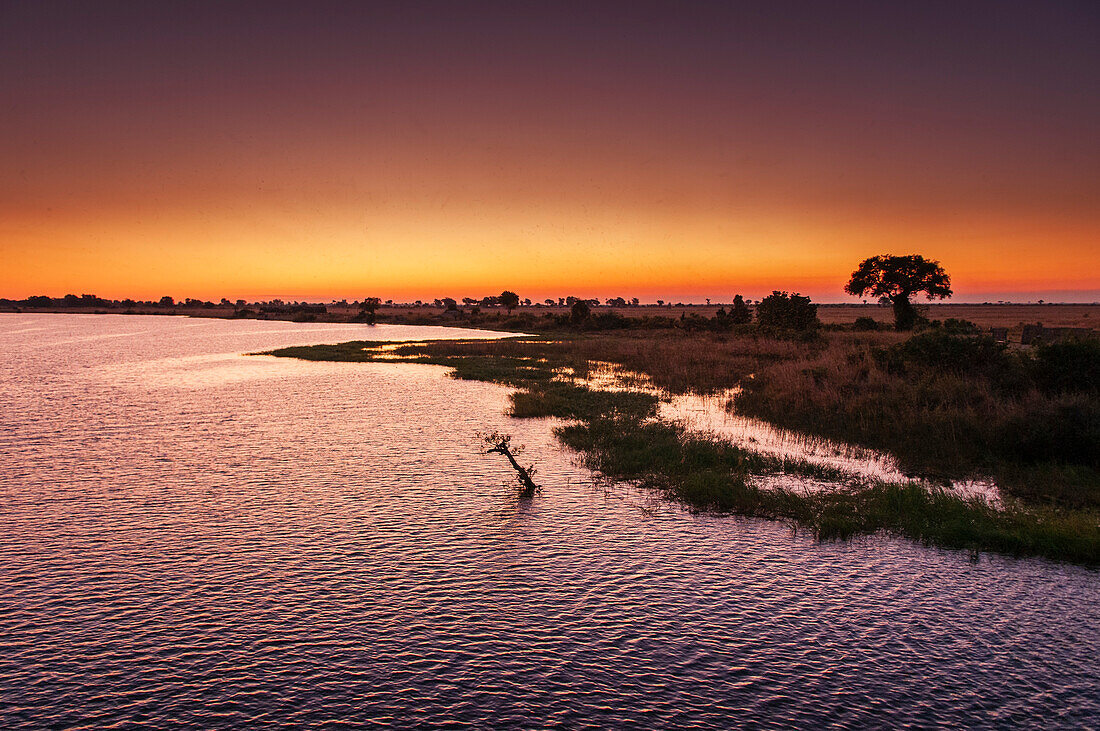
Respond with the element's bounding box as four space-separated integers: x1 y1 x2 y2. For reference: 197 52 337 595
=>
730 294 751 324
481 432 539 496
755 291 819 330
499 290 520 313
159 296 174 307
360 296 381 324
844 254 952 331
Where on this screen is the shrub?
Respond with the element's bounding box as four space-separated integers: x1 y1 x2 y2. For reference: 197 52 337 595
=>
755 291 819 331
941 318 980 334
730 294 752 324
570 299 591 325
874 331 1011 377
1032 338 1100 394
852 316 881 331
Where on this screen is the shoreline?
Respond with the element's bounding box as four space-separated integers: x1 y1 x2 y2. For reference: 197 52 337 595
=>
260 335 1100 566
3 302 1099 330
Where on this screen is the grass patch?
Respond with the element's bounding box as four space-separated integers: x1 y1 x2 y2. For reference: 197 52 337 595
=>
509 383 658 420
555 415 1100 563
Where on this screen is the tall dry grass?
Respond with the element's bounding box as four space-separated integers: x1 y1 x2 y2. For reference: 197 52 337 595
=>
735 332 1100 507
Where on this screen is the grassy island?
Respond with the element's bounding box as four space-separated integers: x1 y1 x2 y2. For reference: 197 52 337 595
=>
262 327 1100 565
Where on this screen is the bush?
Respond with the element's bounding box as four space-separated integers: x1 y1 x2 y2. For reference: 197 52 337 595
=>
941 318 980 334
730 294 752 324
852 316 881 331
875 331 1012 378
1032 338 1100 394
755 291 819 331
570 299 591 325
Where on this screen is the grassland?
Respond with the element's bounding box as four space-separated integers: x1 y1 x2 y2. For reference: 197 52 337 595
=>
262 329 1100 565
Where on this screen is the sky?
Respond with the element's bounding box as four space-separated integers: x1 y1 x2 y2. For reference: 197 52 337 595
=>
2 1 1098 303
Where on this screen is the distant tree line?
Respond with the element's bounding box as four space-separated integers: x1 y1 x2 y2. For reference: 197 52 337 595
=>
6 291 810 312
2 253 959 336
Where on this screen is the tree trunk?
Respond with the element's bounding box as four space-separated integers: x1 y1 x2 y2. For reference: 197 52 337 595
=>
892 295 917 331
487 441 539 496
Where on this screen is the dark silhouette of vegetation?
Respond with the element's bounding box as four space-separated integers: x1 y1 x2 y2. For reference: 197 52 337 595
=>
570 299 591 325
1032 338 1100 394
738 329 1100 508
755 291 819 331
845 254 952 330
730 294 751 324
852 316 882 331
50 293 112 308
358 297 381 324
499 291 520 313
482 432 539 496
935 318 980 334
874 330 1020 381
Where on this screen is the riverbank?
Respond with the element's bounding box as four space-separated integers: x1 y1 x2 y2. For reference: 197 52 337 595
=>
6 301 1099 334
262 333 1100 565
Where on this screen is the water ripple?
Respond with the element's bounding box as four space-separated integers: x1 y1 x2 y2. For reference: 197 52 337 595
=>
1 314 1098 729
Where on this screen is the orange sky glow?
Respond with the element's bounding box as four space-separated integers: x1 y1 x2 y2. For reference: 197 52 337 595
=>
2 3 1097 302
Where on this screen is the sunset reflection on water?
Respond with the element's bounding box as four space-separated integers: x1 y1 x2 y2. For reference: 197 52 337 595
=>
1 314 1097 728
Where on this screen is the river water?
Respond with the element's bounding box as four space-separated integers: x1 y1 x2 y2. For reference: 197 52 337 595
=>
1 314 1097 729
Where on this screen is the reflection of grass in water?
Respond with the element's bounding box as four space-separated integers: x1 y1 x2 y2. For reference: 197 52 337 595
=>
262 336 1100 565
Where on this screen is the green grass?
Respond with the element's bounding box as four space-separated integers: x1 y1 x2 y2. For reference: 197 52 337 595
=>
260 335 1100 565
552 414 1099 563
509 382 659 420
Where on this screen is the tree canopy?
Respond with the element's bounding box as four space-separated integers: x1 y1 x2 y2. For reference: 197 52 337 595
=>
845 255 952 330
359 296 382 324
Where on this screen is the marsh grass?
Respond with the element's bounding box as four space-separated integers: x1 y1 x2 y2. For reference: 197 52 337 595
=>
734 332 1100 508
557 415 1099 563
262 333 1100 564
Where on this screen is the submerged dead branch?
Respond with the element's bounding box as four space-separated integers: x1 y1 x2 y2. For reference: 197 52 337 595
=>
481 431 540 496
